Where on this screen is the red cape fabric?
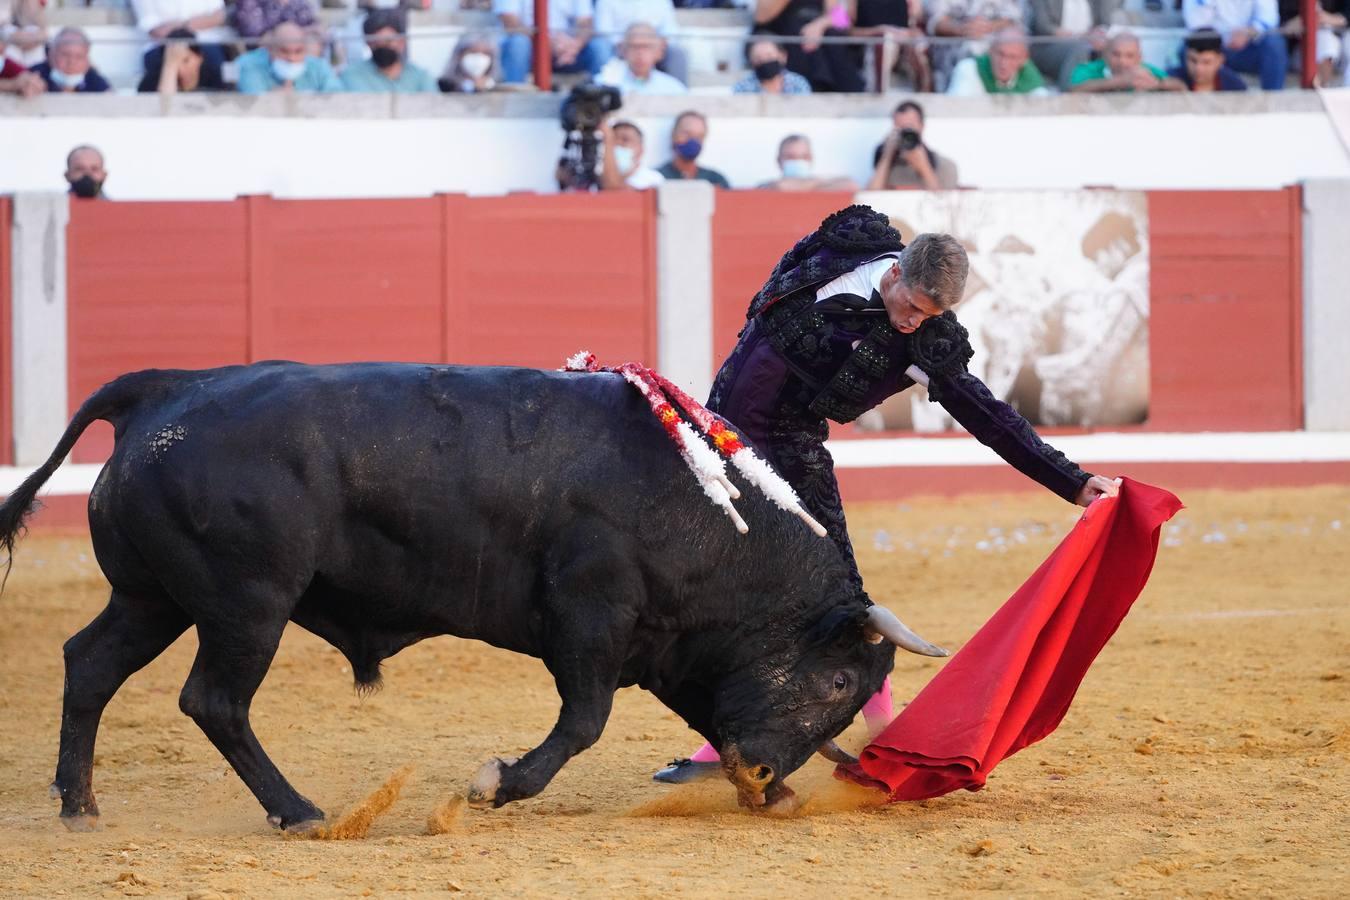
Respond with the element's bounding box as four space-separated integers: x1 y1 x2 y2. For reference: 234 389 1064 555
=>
838 478 1182 801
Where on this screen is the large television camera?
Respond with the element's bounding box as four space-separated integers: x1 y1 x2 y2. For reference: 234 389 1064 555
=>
557 83 623 193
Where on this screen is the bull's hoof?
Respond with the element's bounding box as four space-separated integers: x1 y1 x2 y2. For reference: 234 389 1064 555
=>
48 783 61 800
59 813 100 833
760 782 801 817
466 756 517 809
275 816 327 837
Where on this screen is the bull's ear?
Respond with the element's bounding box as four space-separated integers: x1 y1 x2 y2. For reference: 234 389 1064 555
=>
805 603 873 649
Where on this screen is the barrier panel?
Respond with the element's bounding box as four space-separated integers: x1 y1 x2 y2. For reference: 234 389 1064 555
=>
64 192 659 462
0 196 10 466
1148 188 1303 431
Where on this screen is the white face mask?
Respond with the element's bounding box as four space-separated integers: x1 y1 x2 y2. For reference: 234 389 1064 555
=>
780 158 813 179
271 58 307 83
459 51 492 79
613 145 636 173
370 0 401 7
50 67 85 89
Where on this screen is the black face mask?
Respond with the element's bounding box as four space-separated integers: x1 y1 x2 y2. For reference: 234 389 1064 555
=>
371 46 401 70
753 60 784 82
68 175 102 199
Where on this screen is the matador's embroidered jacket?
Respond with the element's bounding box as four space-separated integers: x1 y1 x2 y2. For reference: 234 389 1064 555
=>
708 205 1092 590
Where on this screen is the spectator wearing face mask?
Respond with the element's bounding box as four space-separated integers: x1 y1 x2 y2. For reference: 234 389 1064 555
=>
66 145 108 200
757 134 856 191
733 37 813 93
596 22 687 95
657 110 730 188
599 118 666 191
237 21 343 92
4 0 48 69
341 9 436 92
439 31 498 92
32 27 111 93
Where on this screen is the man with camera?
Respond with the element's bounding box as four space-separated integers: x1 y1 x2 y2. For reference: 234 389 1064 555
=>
556 82 624 192
866 100 959 191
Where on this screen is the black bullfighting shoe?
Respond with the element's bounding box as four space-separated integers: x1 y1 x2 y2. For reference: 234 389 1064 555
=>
652 758 722 784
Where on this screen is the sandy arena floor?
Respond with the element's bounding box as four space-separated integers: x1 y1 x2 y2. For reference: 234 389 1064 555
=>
0 486 1347 898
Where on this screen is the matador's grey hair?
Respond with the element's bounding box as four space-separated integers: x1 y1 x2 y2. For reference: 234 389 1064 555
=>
898 233 969 310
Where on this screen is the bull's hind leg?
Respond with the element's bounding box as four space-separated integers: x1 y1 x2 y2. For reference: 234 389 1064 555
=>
53 592 191 830
178 612 324 830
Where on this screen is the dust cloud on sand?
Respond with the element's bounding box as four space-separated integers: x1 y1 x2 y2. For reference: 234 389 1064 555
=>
0 486 1347 897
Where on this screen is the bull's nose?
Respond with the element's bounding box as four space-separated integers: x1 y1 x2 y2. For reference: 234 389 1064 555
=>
748 765 773 786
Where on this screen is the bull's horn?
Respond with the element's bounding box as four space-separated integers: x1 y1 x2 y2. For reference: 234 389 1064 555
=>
816 739 859 766
865 605 949 657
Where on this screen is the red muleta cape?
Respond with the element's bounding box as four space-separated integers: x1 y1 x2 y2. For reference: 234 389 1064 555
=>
838 478 1183 801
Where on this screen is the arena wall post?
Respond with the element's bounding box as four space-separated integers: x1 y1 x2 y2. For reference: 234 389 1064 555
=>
1301 179 1350 431
656 180 716 400
10 193 69 467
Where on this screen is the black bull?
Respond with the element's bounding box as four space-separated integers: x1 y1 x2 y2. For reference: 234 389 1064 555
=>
0 361 939 831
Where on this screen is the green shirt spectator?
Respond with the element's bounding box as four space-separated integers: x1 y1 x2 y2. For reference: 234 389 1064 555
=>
1069 31 1186 93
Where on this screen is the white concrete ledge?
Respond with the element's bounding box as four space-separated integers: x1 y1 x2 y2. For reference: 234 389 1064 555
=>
8 432 1350 496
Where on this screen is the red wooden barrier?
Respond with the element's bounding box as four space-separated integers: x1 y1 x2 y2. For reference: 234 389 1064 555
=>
441 192 658 369
63 193 660 463
1148 188 1303 431
67 200 250 462
0 196 11 466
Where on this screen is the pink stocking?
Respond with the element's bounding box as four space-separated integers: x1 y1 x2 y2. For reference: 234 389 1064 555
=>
689 742 720 763
861 676 894 737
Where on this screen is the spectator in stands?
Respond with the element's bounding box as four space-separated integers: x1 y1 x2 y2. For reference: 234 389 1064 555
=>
753 0 866 92
32 28 111 93
131 0 227 41
1280 0 1349 87
1182 0 1287 89
924 0 1024 91
238 21 343 92
733 37 814 92
946 25 1051 94
3 0 47 69
65 145 108 200
600 118 666 190
1069 30 1185 91
439 31 500 92
232 0 318 42
495 0 608 84
595 0 689 84
597 22 688 94
1168 28 1248 90
1025 0 1115 89
0 43 44 97
658 110 731 187
852 0 931 92
867 99 958 190
138 28 228 92
758 134 857 190
341 9 436 92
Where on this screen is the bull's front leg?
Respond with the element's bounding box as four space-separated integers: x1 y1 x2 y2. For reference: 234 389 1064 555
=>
467 618 623 809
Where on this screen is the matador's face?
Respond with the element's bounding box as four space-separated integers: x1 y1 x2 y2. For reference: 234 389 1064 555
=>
880 263 944 334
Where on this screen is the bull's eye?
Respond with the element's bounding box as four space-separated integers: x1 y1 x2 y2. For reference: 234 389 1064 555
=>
832 672 849 692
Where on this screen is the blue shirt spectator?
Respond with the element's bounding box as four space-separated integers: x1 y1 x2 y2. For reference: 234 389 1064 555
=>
340 8 437 93
1182 0 1287 88
237 22 343 94
494 0 608 83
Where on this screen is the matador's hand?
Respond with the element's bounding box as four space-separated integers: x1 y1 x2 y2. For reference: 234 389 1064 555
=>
1074 475 1121 507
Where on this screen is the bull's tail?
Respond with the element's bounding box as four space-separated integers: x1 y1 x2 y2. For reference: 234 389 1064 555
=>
0 370 170 590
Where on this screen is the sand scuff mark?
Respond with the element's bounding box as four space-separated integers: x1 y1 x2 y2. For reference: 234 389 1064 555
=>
625 783 738 818
425 795 467 835
295 764 415 840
